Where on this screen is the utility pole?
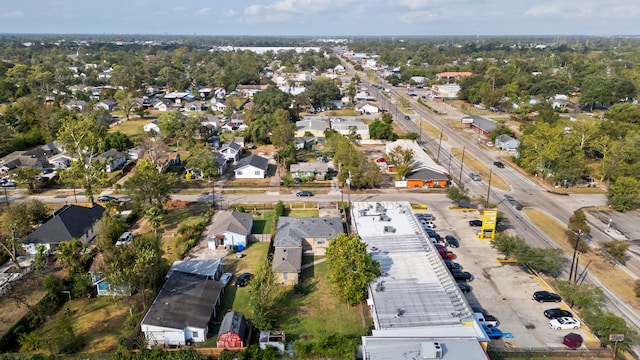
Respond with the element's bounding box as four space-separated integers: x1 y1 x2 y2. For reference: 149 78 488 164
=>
436 129 443 162
486 167 493 204
458 147 466 185
569 230 582 282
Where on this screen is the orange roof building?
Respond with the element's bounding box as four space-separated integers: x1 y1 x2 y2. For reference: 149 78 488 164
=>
436 72 473 83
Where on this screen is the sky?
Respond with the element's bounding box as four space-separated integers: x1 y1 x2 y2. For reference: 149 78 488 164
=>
0 0 638 37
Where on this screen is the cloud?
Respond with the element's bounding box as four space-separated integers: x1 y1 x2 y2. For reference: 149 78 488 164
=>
195 7 211 17
223 9 236 17
0 11 23 19
242 0 357 23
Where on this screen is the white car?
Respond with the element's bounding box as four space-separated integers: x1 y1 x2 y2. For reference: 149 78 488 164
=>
219 273 232 287
549 317 581 330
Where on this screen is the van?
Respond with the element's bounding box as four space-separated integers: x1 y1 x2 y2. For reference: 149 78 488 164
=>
116 232 133 246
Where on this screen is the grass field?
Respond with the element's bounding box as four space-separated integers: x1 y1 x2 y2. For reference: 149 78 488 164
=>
523 209 640 311
251 211 276 234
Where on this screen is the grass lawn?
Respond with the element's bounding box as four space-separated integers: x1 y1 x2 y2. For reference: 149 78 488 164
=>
285 209 319 217
523 209 640 310
108 118 150 138
419 119 449 141
252 211 276 234
276 261 365 340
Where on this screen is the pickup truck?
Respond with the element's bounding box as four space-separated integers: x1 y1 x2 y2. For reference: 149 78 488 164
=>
474 312 500 327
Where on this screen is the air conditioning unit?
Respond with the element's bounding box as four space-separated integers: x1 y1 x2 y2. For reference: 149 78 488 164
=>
420 342 443 359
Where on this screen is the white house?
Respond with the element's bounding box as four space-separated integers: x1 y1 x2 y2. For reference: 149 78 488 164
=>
295 119 328 138
143 120 162 135
207 211 254 250
356 103 380 114
211 100 227 112
234 155 268 179
95 149 128 172
95 99 117 111
48 153 74 169
219 142 242 162
330 118 370 140
495 134 520 151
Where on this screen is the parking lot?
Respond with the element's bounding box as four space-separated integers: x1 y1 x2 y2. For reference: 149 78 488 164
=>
415 205 598 349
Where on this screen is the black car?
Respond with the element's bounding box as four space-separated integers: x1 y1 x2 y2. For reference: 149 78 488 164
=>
444 260 462 270
533 291 562 303
493 161 505 168
469 219 482 227
458 282 471 293
445 235 460 248
235 272 253 287
544 308 573 319
404 115 411 120
97 195 118 202
296 190 313 197
472 306 489 317
451 270 474 282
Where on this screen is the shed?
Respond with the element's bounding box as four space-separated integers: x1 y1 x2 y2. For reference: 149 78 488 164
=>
217 311 249 348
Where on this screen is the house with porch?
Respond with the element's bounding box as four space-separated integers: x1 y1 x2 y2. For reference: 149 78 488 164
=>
234 155 269 179
495 134 520 151
290 162 329 181
219 142 242 162
207 211 253 250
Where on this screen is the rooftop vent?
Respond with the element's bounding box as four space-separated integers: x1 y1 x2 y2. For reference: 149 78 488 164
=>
420 342 443 359
396 308 405 317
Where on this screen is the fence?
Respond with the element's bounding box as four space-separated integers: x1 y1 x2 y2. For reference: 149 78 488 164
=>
249 234 271 243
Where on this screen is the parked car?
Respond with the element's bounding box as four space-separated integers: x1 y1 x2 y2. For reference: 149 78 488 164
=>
486 141 494 147
451 269 473 282
439 249 456 260
97 195 118 202
469 172 481 181
444 260 462 271
1 181 16 187
493 161 505 168
235 272 253 287
375 157 387 163
458 282 471 293
219 273 232 287
296 190 313 197
445 235 460 248
404 115 411 120
483 325 504 339
504 194 516 204
549 317 581 330
533 291 562 303
469 219 483 227
544 308 573 319
417 213 436 221
472 306 489 317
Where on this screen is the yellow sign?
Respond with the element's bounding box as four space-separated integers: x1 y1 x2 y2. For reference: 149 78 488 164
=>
478 209 498 240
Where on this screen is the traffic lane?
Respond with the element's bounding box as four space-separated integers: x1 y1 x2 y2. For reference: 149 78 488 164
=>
440 206 593 349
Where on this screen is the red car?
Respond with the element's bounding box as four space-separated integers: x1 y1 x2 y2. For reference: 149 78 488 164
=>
439 248 455 260
375 157 387 163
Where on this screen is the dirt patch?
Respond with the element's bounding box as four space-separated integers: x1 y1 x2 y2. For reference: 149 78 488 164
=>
164 200 189 209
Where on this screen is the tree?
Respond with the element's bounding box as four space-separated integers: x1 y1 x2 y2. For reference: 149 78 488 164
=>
248 258 287 330
386 145 414 180
11 167 41 193
368 119 396 141
114 90 137 121
326 233 381 306
490 233 526 260
604 240 629 264
104 131 133 152
303 77 341 109
251 86 291 117
607 176 640 211
583 309 638 354
445 185 470 204
186 144 219 178
57 238 88 276
56 116 107 203
556 280 605 309
123 159 172 211
565 209 591 253
145 207 164 235
0 199 47 267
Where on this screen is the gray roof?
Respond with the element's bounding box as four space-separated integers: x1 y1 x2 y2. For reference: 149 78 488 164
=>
218 311 248 339
221 142 242 152
96 148 127 161
142 271 223 330
295 119 328 132
167 259 222 279
274 217 344 247
210 211 253 236
405 168 450 181
272 246 303 273
24 204 105 245
290 162 329 173
470 116 497 132
236 155 268 171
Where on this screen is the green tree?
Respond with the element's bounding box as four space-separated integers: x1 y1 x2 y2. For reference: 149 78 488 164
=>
604 240 630 264
11 167 41 193
186 144 219 178
445 185 470 204
565 209 591 253
274 200 285 217
386 145 414 180
583 309 638 354
251 86 292 117
368 119 396 141
556 280 605 310
303 77 341 109
104 131 133 152
0 199 47 267
248 258 287 330
122 159 172 211
490 233 526 260
607 176 640 211
145 207 164 235
57 238 88 275
326 233 381 306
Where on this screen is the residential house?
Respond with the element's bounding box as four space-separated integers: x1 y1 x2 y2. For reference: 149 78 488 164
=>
435 71 473 84
167 259 223 281
214 153 228 175
153 99 173 112
141 270 224 347
236 84 269 97
495 134 520 151
23 204 105 255
219 142 242 162
64 99 88 112
211 99 227 112
356 103 380 115
272 217 344 285
294 137 314 150
386 140 450 188
232 137 245 148
48 153 74 169
234 155 268 179
461 116 497 137
185 100 207 112
143 120 162 135
290 162 329 181
217 311 249 348
95 99 117 111
164 92 194 105
0 149 49 175
295 119 329 138
207 211 253 250
149 151 180 173
127 147 144 161
95 149 128 172
330 119 370 140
